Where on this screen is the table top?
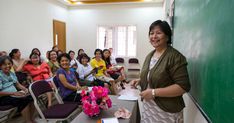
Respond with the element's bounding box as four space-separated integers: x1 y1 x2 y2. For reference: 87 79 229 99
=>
71 95 138 123
71 84 141 123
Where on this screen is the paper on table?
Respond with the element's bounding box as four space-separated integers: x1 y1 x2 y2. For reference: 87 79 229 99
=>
118 95 138 101
102 117 119 123
76 87 92 94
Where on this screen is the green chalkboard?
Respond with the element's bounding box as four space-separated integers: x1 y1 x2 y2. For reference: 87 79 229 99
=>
173 0 234 123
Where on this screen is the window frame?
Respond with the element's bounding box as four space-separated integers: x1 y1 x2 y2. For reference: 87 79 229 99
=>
97 25 137 58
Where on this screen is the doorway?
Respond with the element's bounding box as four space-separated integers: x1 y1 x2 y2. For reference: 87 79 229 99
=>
53 20 66 52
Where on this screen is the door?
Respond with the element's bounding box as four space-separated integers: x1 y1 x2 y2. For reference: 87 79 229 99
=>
53 20 66 52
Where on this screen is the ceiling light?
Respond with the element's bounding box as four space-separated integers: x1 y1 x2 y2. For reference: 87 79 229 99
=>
75 2 83 5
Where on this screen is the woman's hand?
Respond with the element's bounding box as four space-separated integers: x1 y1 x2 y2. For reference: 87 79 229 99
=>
140 89 154 101
106 73 111 77
91 68 97 74
12 91 25 96
130 79 140 88
23 89 29 94
98 66 104 70
76 84 81 90
23 59 29 65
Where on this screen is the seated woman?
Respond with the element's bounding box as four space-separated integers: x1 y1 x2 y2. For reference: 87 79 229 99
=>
9 49 28 72
23 53 53 107
77 53 96 86
57 50 63 57
52 45 59 52
102 49 126 89
0 56 35 123
0 51 7 57
90 49 117 94
76 49 85 61
31 48 46 62
68 50 79 72
56 53 86 103
47 50 60 76
102 49 126 80
9 49 29 86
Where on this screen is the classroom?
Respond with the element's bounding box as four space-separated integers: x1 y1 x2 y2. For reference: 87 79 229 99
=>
0 0 233 123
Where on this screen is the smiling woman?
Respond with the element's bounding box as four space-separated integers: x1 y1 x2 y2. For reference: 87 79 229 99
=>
55 53 87 104
131 20 190 123
0 56 35 123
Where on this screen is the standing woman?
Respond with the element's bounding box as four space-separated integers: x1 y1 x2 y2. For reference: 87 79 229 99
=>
131 20 190 123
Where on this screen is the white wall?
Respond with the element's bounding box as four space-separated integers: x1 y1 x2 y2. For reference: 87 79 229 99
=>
0 0 67 58
0 1 164 65
67 3 164 65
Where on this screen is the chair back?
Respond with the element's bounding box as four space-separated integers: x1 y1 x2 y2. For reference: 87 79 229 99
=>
115 57 124 63
129 58 139 64
29 80 79 122
30 80 53 98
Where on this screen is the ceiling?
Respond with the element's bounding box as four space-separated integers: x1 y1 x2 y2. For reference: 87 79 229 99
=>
58 0 163 6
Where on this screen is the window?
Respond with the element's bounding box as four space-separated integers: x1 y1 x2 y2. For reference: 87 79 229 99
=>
97 25 137 57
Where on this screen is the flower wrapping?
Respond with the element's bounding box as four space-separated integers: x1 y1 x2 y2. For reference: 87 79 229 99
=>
81 86 112 117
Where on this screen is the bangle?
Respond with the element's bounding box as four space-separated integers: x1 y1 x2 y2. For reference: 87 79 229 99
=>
152 89 156 97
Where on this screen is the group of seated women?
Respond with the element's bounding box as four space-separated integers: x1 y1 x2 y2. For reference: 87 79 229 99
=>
0 46 127 123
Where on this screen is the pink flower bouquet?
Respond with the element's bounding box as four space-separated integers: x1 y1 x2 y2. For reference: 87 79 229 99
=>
81 86 112 117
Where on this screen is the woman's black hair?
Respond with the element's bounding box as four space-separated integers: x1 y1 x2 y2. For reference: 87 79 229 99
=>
94 49 103 55
27 53 42 65
57 53 71 64
31 48 41 56
57 50 63 55
52 45 58 50
68 50 75 55
79 53 90 64
76 49 84 60
102 49 111 66
78 49 84 55
48 50 57 60
149 20 172 44
0 56 13 66
9 49 19 58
